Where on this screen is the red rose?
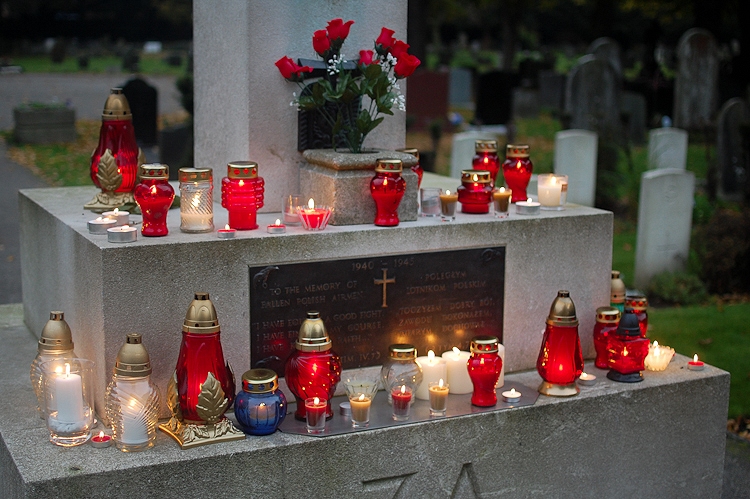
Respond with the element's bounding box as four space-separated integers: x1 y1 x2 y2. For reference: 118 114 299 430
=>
326 18 354 41
390 40 410 59
358 50 374 66
375 27 396 51
275 56 312 81
394 53 420 78
313 29 330 56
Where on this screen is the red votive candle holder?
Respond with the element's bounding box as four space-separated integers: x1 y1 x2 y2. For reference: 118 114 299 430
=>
593 306 621 369
397 148 423 189
537 291 583 397
625 294 649 337
391 385 412 421
370 159 406 226
133 164 175 237
472 140 500 187
606 308 650 383
502 144 533 203
305 397 327 433
467 336 502 407
221 161 265 230
296 199 332 231
457 170 493 214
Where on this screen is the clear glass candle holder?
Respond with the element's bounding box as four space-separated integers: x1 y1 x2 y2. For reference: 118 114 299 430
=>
428 380 449 416
40 358 95 447
305 397 327 434
344 378 378 428
179 168 215 233
391 385 412 421
282 194 303 225
420 188 441 217
537 174 568 210
296 200 332 231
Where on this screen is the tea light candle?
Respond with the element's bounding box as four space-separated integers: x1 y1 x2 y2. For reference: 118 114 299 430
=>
107 225 137 243
516 198 541 215
441 347 473 394
349 393 372 423
501 388 522 403
644 341 675 372
339 400 352 418
90 430 112 448
217 224 236 239
391 385 412 420
102 208 130 226
493 187 512 217
305 396 327 433
578 372 597 386
428 379 449 415
267 219 286 234
88 216 117 234
415 350 447 400
537 174 564 208
687 354 705 371
439 190 458 221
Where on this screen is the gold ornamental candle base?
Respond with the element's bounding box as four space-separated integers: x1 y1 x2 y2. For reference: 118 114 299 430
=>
538 381 580 397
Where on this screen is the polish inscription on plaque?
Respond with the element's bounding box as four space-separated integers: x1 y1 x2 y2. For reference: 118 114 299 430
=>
250 247 505 375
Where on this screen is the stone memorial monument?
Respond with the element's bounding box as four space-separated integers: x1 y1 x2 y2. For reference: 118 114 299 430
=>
647 127 688 170
587 37 622 79
717 98 750 201
554 129 598 207
673 28 719 131
564 55 621 140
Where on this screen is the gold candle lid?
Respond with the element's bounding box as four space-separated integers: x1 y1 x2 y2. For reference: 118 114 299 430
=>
102 88 132 120
296 311 332 352
38 311 74 353
241 368 279 393
227 161 259 179
475 140 498 153
114 333 152 377
179 167 213 183
461 170 492 183
183 292 221 334
546 290 579 326
388 344 417 359
596 306 621 324
611 270 626 303
139 163 169 180
396 148 419 161
375 159 403 173
506 144 530 158
470 335 499 353
625 295 648 311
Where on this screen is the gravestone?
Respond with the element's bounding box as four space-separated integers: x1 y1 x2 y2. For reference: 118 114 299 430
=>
673 28 719 130
565 55 621 140
475 71 517 125
634 169 695 289
647 127 688 170
449 131 498 179
621 91 647 144
538 70 565 110
449 68 473 108
587 37 622 79
553 129 598 206
122 76 158 146
512 88 539 119
716 98 750 201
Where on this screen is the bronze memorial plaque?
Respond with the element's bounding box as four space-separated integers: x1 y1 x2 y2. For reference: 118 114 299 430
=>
249 247 505 376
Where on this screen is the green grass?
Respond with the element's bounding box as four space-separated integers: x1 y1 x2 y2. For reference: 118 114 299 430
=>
649 303 750 419
612 226 636 288
10 54 189 76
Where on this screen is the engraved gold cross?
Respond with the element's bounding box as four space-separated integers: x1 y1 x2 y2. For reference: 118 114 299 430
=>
374 268 396 308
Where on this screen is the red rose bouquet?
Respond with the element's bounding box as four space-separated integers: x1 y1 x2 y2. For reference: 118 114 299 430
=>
275 19 420 153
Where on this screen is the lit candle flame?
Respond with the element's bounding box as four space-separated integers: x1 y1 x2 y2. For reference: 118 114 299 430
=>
452 346 461 358
400 385 406 394
510 388 518 395
446 190 451 195
113 208 119 215
551 176 556 185
427 350 435 363
129 398 137 408
483 157 488 164
238 179 244 187
313 396 320 404
472 174 478 182
499 187 505 192
581 372 588 377
150 185 157 194
308 198 315 209
275 219 281 225
527 197 532 203
693 354 699 362
96 217 103 221
192 195 201 208
623 347 629 356
383 178 388 186
225 224 230 230
259 402 266 407
480 357 485 365
358 394 365 401
65 363 70 377
516 160 521 169
98 431 105 439
438 379 444 388
55 366 63 375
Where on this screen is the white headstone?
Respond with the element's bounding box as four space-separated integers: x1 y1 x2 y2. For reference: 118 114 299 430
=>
634 169 695 289
449 68 473 107
647 128 688 170
553 129 598 206
449 131 497 179
193 0 408 212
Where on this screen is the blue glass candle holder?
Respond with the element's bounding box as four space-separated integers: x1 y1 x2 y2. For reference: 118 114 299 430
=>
235 368 287 436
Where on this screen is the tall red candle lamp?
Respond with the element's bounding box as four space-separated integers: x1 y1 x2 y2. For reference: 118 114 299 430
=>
370 159 406 226
285 311 342 421
472 140 500 187
536 290 584 397
502 145 533 203
133 164 174 237
457 170 493 214
221 161 265 230
606 309 650 383
397 148 423 189
159 292 244 449
467 336 502 407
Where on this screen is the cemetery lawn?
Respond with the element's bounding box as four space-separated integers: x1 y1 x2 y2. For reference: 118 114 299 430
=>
649 303 750 419
9 54 189 76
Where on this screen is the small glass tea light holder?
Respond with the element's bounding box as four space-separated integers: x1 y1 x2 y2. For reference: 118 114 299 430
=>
493 187 512 218
90 430 112 449
283 194 303 225
428 379 449 416
644 341 675 372
102 208 130 226
344 378 377 428
217 224 236 239
391 385 413 421
179 167 214 233
538 174 568 210
234 368 287 436
107 225 137 243
515 197 541 215
296 198 332 231
305 397 327 434
439 189 458 222
267 219 286 234
688 354 705 371
40 358 95 447
88 216 117 234
577 372 597 386
502 388 522 403
420 188 442 217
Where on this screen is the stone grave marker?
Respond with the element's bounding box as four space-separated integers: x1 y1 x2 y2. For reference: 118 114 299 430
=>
621 91 647 144
122 76 158 146
634 168 695 289
449 130 498 179
587 37 622 78
538 70 565 110
553 129 598 206
565 55 621 139
673 28 719 130
449 67 473 108
647 127 688 170
717 98 750 201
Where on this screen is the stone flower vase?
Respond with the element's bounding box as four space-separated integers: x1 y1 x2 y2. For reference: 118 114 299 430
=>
300 149 419 226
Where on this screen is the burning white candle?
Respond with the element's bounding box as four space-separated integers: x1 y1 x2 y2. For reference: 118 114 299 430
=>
415 350 447 400
54 363 85 423
644 341 675 372
441 347 473 394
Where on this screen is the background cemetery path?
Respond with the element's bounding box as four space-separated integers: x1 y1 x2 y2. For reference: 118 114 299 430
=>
0 72 748 497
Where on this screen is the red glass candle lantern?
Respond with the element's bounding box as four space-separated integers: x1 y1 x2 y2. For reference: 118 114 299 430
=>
285 311 342 421
159 292 244 448
625 295 648 337
593 306 621 369
502 145 533 203
606 309 650 383
467 336 502 407
472 140 500 187
611 270 626 312
85 88 142 212
370 159 406 227
457 170 493 214
220 161 265 230
397 148 423 189
536 290 583 397
133 164 175 237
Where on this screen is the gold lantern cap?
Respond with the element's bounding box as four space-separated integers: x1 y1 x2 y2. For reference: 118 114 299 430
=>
396 148 420 161
470 335 499 353
546 290 579 326
241 368 279 393
596 306 621 324
506 144 530 158
114 333 152 377
183 292 221 334
461 170 492 184
475 140 498 153
611 270 626 303
375 159 403 173
102 88 132 121
179 167 213 183
38 311 74 353
388 343 417 359
139 163 169 180
227 161 259 179
296 311 332 352
625 294 648 311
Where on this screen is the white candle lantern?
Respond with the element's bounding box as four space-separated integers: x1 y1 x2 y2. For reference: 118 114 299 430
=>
40 358 95 447
537 174 568 210
644 341 675 372
179 167 214 233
